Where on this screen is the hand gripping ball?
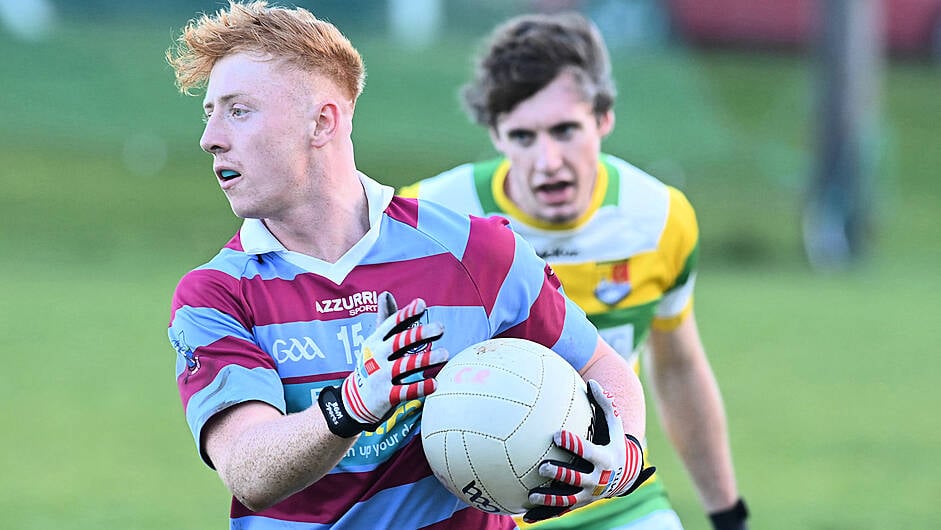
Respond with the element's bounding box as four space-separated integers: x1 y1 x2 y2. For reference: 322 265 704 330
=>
421 338 593 515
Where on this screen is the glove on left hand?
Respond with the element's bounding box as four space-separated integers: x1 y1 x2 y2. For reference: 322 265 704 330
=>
524 379 655 523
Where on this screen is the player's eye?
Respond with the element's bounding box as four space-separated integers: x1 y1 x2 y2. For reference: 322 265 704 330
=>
230 106 248 118
549 123 578 140
508 130 535 146
201 113 211 124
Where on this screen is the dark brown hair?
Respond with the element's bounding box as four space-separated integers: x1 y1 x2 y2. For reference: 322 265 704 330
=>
462 11 615 128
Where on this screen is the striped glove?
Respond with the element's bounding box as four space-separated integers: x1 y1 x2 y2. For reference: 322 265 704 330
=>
524 379 655 523
319 292 448 438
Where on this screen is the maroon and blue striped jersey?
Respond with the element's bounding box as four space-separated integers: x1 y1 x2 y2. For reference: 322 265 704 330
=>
168 176 599 529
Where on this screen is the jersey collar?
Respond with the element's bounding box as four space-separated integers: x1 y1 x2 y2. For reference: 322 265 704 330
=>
239 172 394 255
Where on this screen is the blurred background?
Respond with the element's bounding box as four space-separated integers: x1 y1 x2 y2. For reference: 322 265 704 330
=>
1 0 939 528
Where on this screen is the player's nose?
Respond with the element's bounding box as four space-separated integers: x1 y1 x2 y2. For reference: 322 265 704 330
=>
200 115 229 154
534 136 563 173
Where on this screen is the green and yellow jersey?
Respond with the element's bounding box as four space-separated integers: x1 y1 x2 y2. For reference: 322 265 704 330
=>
400 153 698 528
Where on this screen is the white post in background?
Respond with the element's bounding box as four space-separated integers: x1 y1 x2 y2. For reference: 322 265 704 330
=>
388 0 443 49
0 0 56 41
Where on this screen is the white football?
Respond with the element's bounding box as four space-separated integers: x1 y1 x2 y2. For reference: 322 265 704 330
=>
421 337 593 515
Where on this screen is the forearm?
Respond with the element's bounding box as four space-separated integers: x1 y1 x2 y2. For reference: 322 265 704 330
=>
580 336 646 440
648 321 739 511
207 402 356 511
655 360 737 509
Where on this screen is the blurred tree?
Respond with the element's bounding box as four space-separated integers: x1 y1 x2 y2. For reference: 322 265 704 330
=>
804 0 883 270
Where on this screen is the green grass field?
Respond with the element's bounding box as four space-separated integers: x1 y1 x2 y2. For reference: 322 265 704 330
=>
1 15 939 530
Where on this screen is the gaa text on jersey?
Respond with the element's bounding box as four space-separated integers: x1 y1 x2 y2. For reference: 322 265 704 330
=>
271 323 365 366
272 336 327 364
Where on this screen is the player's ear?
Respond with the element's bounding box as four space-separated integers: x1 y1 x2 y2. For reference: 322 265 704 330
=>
310 100 340 148
597 110 615 137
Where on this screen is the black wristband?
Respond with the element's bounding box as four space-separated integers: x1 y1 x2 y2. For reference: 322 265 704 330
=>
317 385 364 438
709 498 749 530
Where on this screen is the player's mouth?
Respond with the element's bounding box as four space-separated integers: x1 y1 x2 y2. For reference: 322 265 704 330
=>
215 168 242 189
534 181 575 205
219 169 241 181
